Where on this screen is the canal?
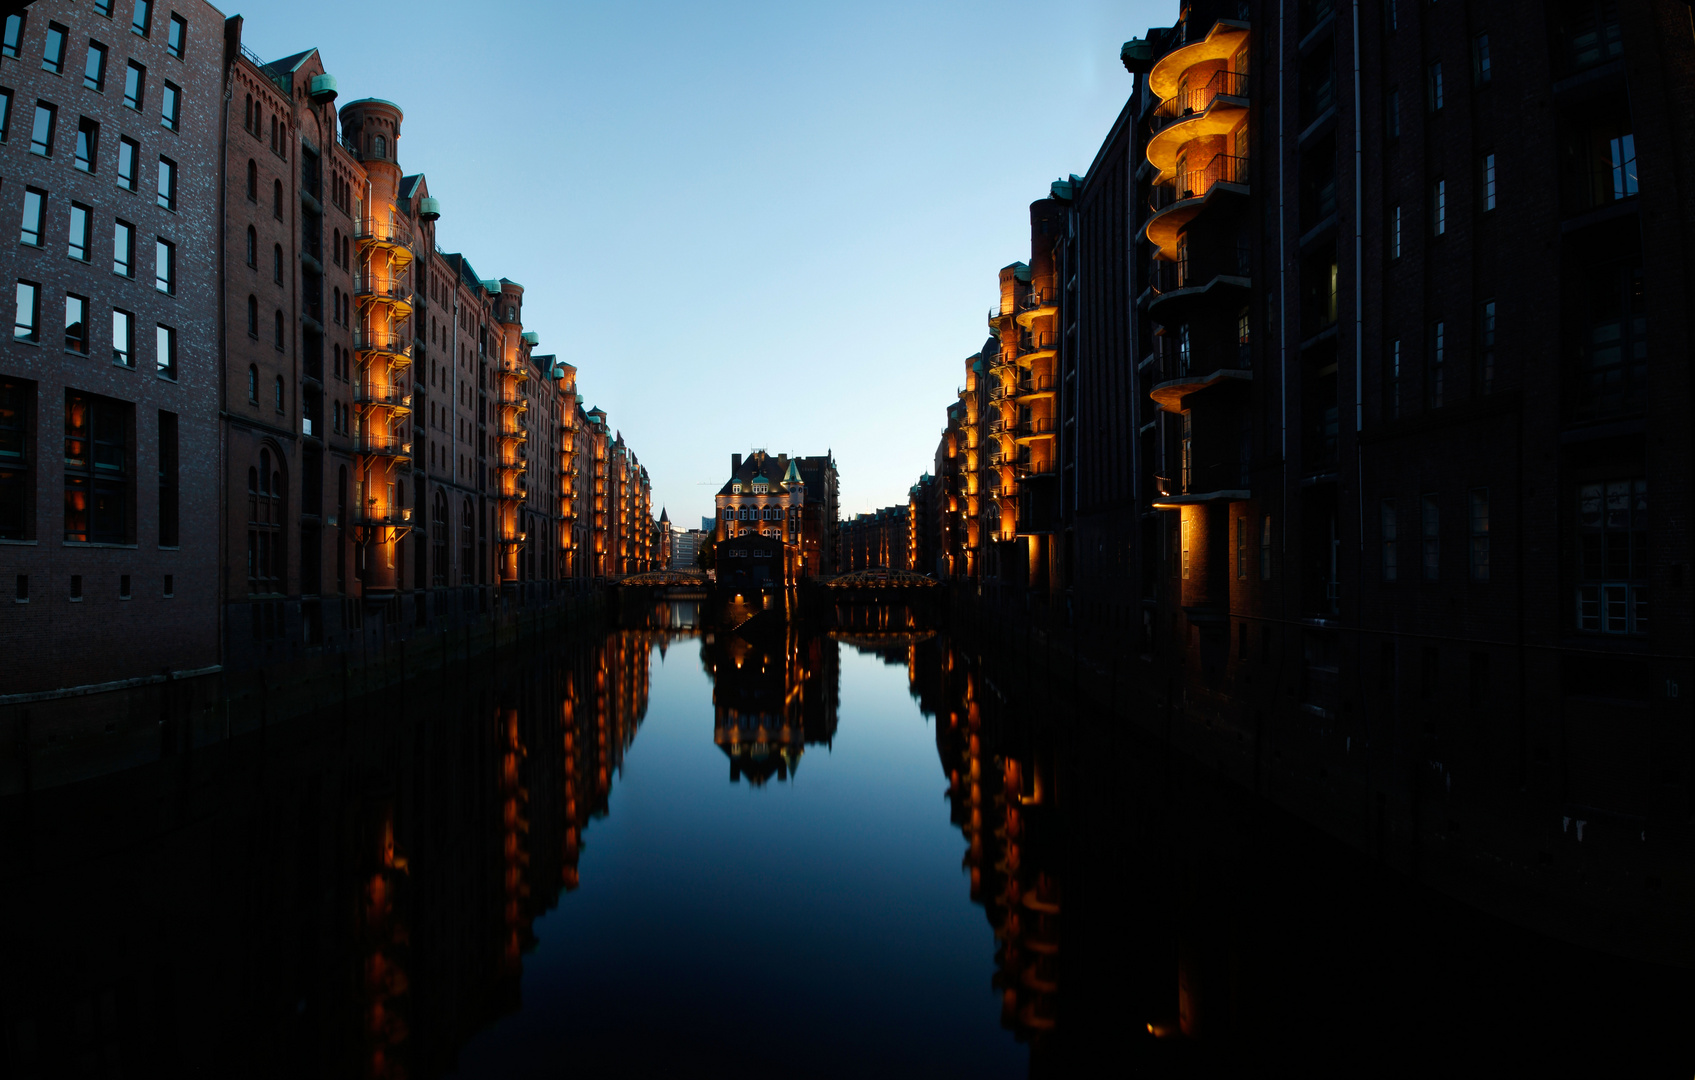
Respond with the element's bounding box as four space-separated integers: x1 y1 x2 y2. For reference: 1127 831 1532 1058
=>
0 606 1689 1077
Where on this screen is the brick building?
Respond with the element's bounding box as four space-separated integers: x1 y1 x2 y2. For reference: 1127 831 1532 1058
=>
910 0 1695 946
712 448 838 577
0 0 227 694
2 6 660 693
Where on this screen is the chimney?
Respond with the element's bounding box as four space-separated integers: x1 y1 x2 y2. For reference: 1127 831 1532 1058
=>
732 453 742 474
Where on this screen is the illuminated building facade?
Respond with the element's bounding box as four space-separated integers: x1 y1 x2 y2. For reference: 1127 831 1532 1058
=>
839 505 910 572
713 449 838 575
701 624 839 785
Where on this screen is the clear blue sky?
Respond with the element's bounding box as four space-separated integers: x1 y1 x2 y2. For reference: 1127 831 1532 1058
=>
237 0 1163 523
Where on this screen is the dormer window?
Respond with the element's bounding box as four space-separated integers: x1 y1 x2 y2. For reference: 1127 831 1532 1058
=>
732 482 742 494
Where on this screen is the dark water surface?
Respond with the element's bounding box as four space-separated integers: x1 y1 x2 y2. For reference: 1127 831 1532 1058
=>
1 610 1690 1078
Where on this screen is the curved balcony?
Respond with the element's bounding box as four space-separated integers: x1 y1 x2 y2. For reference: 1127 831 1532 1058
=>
353 436 412 461
1014 416 1057 444
352 383 412 412
1017 331 1059 367
1147 20 1249 101
1014 293 1059 328
1149 367 1252 413
498 396 529 414
1148 97 1248 185
1151 68 1248 132
351 273 414 317
1147 269 1251 321
1014 374 1058 403
352 217 415 267
1145 153 1249 258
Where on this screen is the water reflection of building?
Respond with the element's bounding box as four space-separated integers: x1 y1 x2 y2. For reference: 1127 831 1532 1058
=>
907 636 1062 1049
701 627 839 786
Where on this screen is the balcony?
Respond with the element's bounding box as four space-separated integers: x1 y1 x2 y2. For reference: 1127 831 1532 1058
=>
1016 460 1057 478
352 506 414 528
1146 153 1249 259
351 273 414 316
1152 68 1248 132
1014 374 1058 402
352 383 412 412
354 436 412 461
1015 416 1056 443
1017 332 1059 366
1147 20 1249 102
1150 367 1252 413
352 217 415 266
495 427 528 444
1014 291 1059 328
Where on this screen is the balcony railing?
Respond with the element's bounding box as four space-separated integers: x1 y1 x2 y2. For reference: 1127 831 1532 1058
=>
1019 331 1060 355
351 274 413 306
1151 153 1250 211
351 326 413 358
1018 416 1057 438
352 383 412 409
354 436 412 458
1016 461 1057 478
1152 69 1248 130
353 217 414 251
1016 374 1058 396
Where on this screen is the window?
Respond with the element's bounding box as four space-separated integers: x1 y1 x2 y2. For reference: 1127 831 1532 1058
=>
2 13 24 58
1481 153 1497 211
117 136 137 188
19 187 45 246
70 574 82 599
1427 61 1443 112
158 410 178 545
64 294 88 354
95 0 113 16
131 0 151 37
84 40 108 91
1390 205 1401 259
1420 494 1439 582
166 13 185 57
42 22 67 74
273 179 283 219
154 237 173 293
155 323 175 378
113 219 134 276
75 116 97 171
14 281 39 342
1576 478 1647 634
1427 321 1445 409
1469 489 1489 582
274 309 284 349
1608 131 1638 200
123 61 144 110
1385 338 1401 420
30 101 56 156
1473 33 1491 84
273 375 284 412
1259 514 1272 580
155 155 177 211
159 80 178 130
0 378 31 541
1577 261 1646 413
63 390 131 544
246 447 285 592
111 308 133 367
245 225 256 267
272 243 282 284
1381 500 1398 581
246 158 257 201
1431 179 1446 236
1478 300 1496 394
163 574 172 596
119 574 130 599
247 364 257 402
246 294 257 336
0 88 11 141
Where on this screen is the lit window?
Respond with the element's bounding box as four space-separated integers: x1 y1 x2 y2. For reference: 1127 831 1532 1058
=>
1608 133 1638 200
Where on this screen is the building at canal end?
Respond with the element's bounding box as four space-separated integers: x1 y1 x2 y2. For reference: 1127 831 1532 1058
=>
712 448 839 577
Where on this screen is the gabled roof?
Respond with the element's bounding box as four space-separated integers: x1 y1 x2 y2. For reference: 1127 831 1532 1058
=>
265 48 318 75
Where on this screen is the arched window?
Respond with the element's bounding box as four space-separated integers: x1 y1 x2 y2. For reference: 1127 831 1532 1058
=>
372 134 386 159
247 364 258 403
247 447 286 594
274 311 285 349
244 94 252 133
246 159 257 201
245 226 256 267
274 374 285 411
332 228 341 267
269 114 276 151
273 244 283 284
332 286 341 324
273 179 283 219
246 295 258 336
